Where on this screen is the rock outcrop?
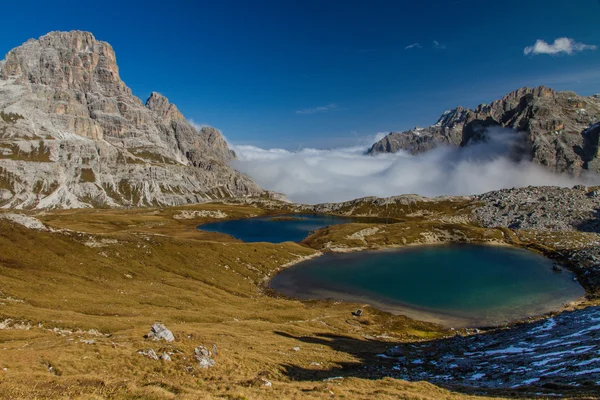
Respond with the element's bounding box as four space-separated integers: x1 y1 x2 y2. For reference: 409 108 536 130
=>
0 31 262 209
368 87 600 175
144 323 175 342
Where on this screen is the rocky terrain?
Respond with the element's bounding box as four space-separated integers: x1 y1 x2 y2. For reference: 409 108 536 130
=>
368 86 600 175
473 185 600 232
0 31 262 209
382 306 600 393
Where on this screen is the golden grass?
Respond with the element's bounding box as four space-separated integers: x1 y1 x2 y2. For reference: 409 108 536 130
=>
303 221 506 251
0 201 595 399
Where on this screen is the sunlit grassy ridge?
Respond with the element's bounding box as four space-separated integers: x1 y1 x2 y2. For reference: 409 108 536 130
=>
0 200 596 399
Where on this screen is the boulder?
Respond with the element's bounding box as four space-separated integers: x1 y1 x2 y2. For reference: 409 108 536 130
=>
144 323 174 342
194 345 215 368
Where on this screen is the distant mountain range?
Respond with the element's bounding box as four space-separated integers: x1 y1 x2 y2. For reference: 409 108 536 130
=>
0 31 263 209
1 31 598 210
369 86 600 175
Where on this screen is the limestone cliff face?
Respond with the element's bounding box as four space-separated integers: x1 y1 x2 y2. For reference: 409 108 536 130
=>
368 86 600 175
0 31 262 208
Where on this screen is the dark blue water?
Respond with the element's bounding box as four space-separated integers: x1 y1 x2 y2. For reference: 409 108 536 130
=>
198 213 353 243
270 245 585 326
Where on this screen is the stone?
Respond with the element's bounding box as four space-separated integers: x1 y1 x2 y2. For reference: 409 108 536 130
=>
145 323 174 342
352 309 363 317
261 378 272 387
0 31 263 209
552 264 563 272
194 345 215 368
160 352 172 361
137 349 159 360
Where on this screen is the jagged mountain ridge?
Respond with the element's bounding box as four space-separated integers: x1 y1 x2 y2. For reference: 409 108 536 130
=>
368 86 600 175
0 31 262 209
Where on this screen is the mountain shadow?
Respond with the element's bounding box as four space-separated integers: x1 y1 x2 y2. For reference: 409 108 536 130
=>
575 207 600 233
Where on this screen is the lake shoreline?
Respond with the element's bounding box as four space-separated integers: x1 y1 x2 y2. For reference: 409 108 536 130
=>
266 242 587 329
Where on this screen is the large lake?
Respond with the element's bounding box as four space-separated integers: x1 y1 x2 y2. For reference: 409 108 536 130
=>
198 213 354 243
270 244 585 327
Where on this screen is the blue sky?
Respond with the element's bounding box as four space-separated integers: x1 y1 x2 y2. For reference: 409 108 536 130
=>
1 0 599 149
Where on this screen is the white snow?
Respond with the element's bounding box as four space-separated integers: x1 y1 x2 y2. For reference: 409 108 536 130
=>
483 345 534 355
574 367 600 376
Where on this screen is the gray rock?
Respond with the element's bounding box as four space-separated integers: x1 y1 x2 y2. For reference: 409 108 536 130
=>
194 345 215 368
0 31 262 209
145 323 174 342
137 348 159 360
0 213 48 230
160 352 172 361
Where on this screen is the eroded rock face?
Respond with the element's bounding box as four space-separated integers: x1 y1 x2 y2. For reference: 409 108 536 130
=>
368 86 600 175
0 31 262 209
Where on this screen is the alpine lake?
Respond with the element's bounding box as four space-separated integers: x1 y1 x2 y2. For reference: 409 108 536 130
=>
199 214 585 327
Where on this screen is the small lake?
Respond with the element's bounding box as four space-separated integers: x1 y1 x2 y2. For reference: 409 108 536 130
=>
270 244 585 327
197 213 354 243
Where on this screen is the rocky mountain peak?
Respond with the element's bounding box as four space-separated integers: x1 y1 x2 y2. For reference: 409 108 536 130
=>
0 31 262 208
0 30 128 97
368 86 600 175
145 92 185 122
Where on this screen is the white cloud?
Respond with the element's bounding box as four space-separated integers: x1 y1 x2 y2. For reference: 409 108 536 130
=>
405 43 422 50
231 128 597 204
372 131 388 143
296 104 338 115
524 38 597 56
433 40 446 50
188 119 210 130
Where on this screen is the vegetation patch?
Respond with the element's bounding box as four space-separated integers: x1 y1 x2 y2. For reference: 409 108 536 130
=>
79 168 96 183
0 111 24 124
32 179 59 195
128 149 178 165
118 179 142 205
0 141 51 162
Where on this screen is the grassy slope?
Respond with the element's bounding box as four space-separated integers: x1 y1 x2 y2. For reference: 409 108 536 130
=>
0 204 485 400
0 201 596 399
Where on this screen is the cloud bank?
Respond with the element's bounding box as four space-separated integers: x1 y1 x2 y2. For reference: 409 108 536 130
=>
405 43 422 50
232 128 596 204
524 38 597 56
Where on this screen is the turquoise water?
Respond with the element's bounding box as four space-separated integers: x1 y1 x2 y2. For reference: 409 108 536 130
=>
270 245 585 326
197 213 354 243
